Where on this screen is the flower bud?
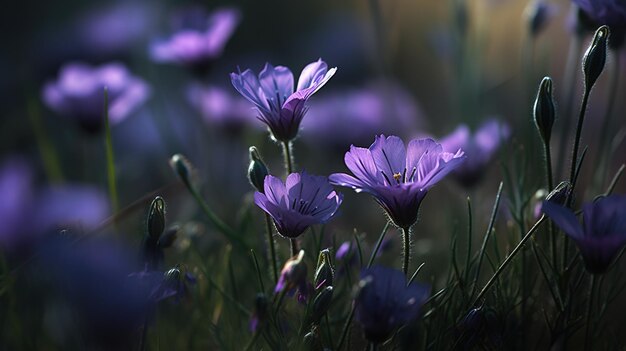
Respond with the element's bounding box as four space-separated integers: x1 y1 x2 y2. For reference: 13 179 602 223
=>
247 146 269 193
314 249 334 290
147 196 165 241
545 181 572 206
275 250 308 294
249 293 268 332
582 26 609 90
169 154 194 188
310 286 333 324
533 77 555 144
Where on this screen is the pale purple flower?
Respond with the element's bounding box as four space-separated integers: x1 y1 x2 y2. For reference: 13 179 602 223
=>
573 0 626 46
150 8 240 68
42 62 150 133
355 266 430 343
274 250 308 294
440 119 510 187
542 195 626 274
330 136 465 229
187 84 260 131
301 81 423 147
230 59 337 142
0 158 109 254
255 172 342 238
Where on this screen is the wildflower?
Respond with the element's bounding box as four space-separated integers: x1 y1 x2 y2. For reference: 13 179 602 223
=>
573 0 626 47
150 8 240 70
355 266 430 344
313 249 334 290
542 195 626 274
330 135 465 229
42 62 150 133
247 146 269 193
254 172 342 238
249 293 269 332
275 250 308 295
230 59 337 142
187 84 259 132
440 119 510 188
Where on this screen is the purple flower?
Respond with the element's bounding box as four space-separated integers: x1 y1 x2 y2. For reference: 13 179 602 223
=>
329 135 465 229
230 59 337 142
440 119 510 187
187 84 260 132
301 81 423 147
573 0 626 29
254 172 343 238
542 195 626 274
150 7 240 69
355 266 430 343
42 62 150 133
0 158 110 254
274 250 308 295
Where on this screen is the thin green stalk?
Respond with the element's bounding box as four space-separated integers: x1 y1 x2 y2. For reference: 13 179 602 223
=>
568 87 591 188
472 216 547 306
264 214 279 283
367 222 391 268
290 238 298 257
369 341 378 351
402 227 411 276
250 250 266 292
103 88 119 214
281 141 294 175
470 182 504 298
584 275 597 351
465 197 472 282
542 140 558 270
27 99 63 182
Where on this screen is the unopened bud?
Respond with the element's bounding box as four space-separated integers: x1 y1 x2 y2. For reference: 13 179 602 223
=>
148 196 166 241
275 250 307 294
170 154 194 188
533 77 555 144
314 249 334 290
582 26 609 90
248 146 269 193
545 181 572 206
310 286 333 324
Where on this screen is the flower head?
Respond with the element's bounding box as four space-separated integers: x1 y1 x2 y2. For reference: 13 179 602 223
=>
42 62 150 133
440 119 510 187
330 135 465 229
355 266 430 343
542 195 626 274
187 84 259 132
230 59 337 142
274 250 308 294
150 8 240 69
254 172 342 238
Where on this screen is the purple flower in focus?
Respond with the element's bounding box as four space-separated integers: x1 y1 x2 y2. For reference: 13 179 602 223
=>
330 135 465 229
42 62 150 133
301 81 423 147
254 172 343 238
440 119 510 188
355 266 430 343
230 59 337 142
0 158 109 254
187 84 260 132
150 8 240 69
542 195 626 274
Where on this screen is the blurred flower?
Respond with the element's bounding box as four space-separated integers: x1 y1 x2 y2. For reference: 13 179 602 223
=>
0 158 109 254
330 136 465 229
254 172 343 238
355 266 430 344
147 267 196 303
187 84 259 132
440 119 510 188
525 1 558 37
42 62 150 133
573 0 626 47
275 250 308 295
249 293 269 333
150 7 240 71
542 195 626 274
230 59 337 142
301 81 423 147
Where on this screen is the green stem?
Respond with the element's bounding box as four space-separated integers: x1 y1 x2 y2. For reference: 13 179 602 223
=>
584 275 597 351
103 88 119 214
402 227 411 276
265 214 279 283
543 140 558 270
568 87 591 190
367 222 391 268
290 238 298 257
472 216 547 306
281 141 294 175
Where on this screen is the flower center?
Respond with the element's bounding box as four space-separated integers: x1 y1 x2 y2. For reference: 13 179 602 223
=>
381 167 417 185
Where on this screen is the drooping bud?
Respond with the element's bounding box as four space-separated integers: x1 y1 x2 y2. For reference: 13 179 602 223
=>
582 26 609 90
275 250 308 294
147 196 166 241
310 286 333 324
247 146 269 193
249 293 269 332
533 77 556 144
169 154 194 188
313 249 334 290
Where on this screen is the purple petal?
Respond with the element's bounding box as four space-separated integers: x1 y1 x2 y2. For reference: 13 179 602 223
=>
296 59 329 91
369 135 406 182
259 63 294 103
204 7 241 56
262 175 288 207
541 200 584 238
